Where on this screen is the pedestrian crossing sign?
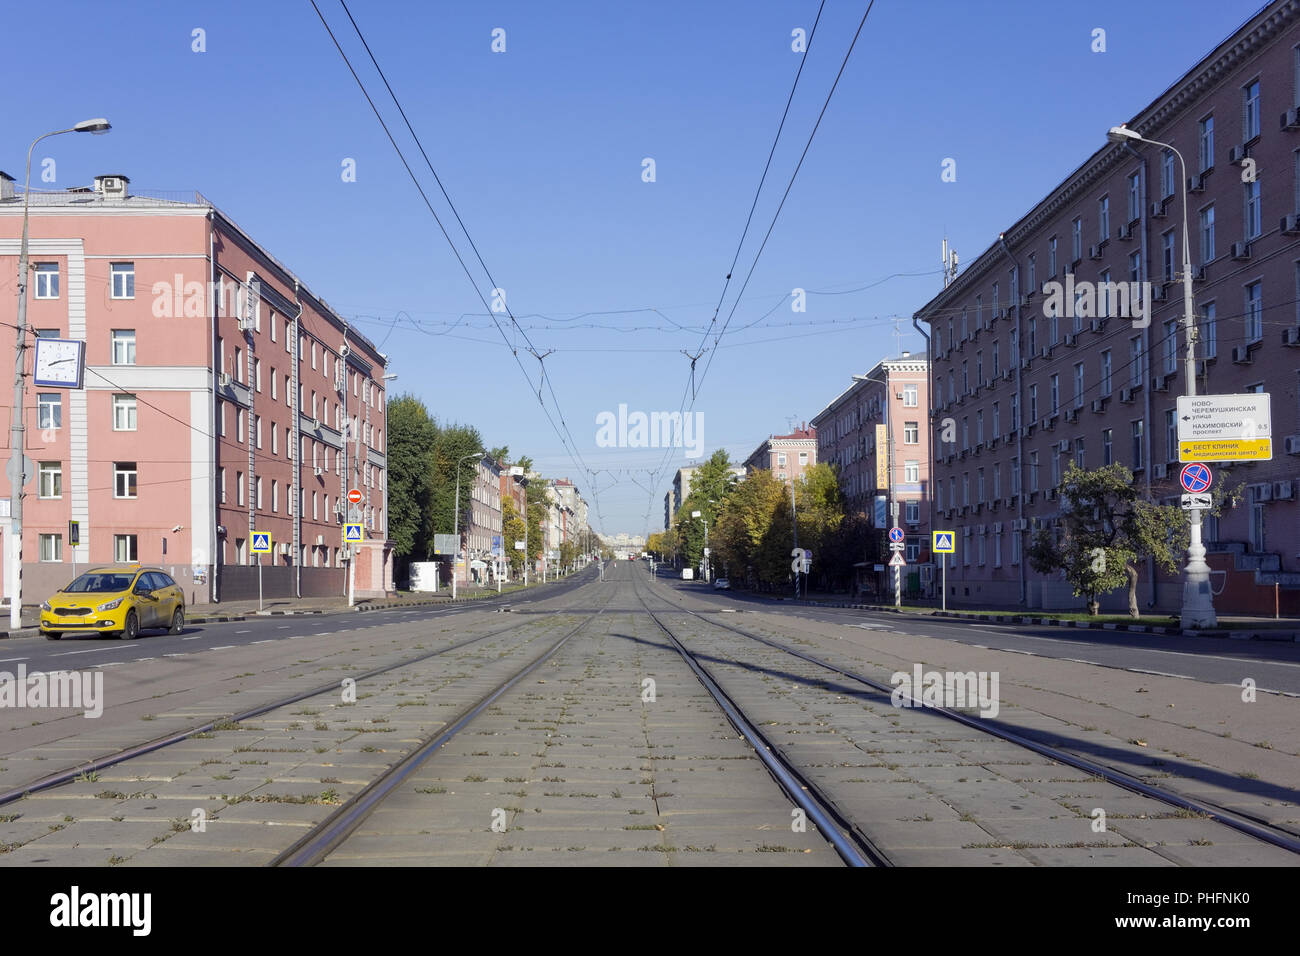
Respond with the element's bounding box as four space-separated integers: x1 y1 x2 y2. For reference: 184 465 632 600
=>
344 523 364 543
932 531 955 554
251 532 272 554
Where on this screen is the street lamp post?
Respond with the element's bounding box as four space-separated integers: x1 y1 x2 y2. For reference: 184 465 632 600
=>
451 451 483 599
1107 125 1215 629
10 119 110 630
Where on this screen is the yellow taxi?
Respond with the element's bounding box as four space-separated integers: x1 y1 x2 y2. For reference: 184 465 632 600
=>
41 566 185 641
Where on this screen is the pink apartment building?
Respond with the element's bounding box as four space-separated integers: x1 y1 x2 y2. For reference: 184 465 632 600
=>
0 174 393 606
915 1 1300 614
743 424 817 484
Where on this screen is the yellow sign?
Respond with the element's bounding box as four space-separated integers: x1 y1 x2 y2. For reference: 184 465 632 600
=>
931 531 955 553
875 423 889 489
1179 438 1271 462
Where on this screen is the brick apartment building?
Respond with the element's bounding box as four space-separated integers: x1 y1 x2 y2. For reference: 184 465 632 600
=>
743 424 817 483
915 0 1300 613
0 174 393 605
811 354 932 571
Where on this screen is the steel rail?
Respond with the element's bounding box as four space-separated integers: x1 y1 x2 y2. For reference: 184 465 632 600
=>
272 585 618 866
0 569 599 808
646 577 1300 857
631 572 889 867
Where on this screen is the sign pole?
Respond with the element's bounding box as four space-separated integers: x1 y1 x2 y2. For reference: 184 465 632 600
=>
942 556 946 611
258 553 263 612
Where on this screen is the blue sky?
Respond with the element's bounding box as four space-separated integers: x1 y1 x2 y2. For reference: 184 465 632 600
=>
7 0 1265 536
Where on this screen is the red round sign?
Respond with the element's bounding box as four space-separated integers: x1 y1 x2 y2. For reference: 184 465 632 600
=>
347 489 363 504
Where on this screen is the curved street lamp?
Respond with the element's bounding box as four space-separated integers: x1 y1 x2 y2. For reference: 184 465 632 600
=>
10 120 111 630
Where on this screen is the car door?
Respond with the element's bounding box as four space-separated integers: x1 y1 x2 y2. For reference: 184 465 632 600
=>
133 573 160 627
153 573 179 622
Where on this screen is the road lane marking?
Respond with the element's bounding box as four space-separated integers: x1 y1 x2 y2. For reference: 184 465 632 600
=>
210 645 235 650
252 640 273 645
236 629 251 634
51 645 132 657
0 657 29 663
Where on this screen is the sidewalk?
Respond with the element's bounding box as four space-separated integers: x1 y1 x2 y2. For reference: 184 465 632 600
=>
676 581 1300 642
0 571 586 640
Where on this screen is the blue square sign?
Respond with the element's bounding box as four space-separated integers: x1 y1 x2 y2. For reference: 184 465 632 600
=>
345 523 364 543
251 532 272 554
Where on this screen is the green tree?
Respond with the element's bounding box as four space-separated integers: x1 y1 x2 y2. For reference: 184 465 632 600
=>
386 396 437 576
1028 461 1187 617
502 499 527 577
714 469 786 588
428 423 484 541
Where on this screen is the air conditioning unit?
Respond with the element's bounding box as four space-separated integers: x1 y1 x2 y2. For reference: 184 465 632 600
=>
1057 439 1071 454
1284 327 1300 347
1193 265 1208 283
989 436 1000 449
334 374 345 393
976 524 987 535
1012 518 1028 532
1041 346 1052 359
315 534 325 546
1252 482 1273 502
1046 488 1057 501
1150 284 1167 301
1150 199 1168 219
1231 345 1252 364
989 499 1000 512
335 499 347 515
1019 294 1031 307
1042 416 1056 432
1230 241 1251 260
313 466 323 477
1119 387 1135 404
1116 222 1134 241
1152 375 1169 392
1281 108 1300 131
1228 144 1249 165
1021 358 1032 370
219 372 233 387
1088 244 1103 260
1273 480 1294 500
1153 463 1167 479
1091 398 1107 413
1090 317 1108 334
1284 435 1300 456
279 542 290 555
312 418 321 430
1063 333 1076 347
1001 369 1012 381
1282 214 1300 236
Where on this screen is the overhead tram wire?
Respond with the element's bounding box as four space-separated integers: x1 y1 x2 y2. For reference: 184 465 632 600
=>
309 1 606 524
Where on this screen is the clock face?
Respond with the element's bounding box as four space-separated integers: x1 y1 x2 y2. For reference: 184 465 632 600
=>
33 338 84 388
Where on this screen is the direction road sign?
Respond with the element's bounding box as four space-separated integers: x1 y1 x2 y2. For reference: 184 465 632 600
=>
932 531 955 553
888 527 905 543
1179 462 1212 493
348 488 363 504
251 532 272 554
433 534 459 555
1181 493 1212 510
344 523 364 543
888 552 906 567
1177 394 1272 462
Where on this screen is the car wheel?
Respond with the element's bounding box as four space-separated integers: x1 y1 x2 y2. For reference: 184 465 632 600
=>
169 607 184 635
122 610 140 641
43 631 62 641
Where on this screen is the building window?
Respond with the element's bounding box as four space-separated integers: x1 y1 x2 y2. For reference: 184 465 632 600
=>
37 393 61 430
1163 319 1178 375
992 402 1000 436
1029 384 1038 423
256 476 263 510
1098 270 1111 318
902 384 918 407
1048 236 1058 276
1071 218 1082 262
270 368 277 400
1127 172 1141 222
1165 408 1177 462
1245 179 1262 240
777 452 787 467
110 262 134 299
34 263 60 299
1075 439 1086 469
256 415 263 449
1200 301 1217 359
272 426 278 456
1199 205 1215 264
1161 149 1176 198
220 467 226 504
798 451 808 466
1029 451 1039 492
1073 362 1084 407
1131 420 1144 470
1028 318 1037 357
272 480 279 513
1162 230 1176 283
1028 254 1037 291
114 462 138 498
111 330 136 365
270 312 277 343
38 461 62 499
1102 428 1113 465
39 533 62 562
114 534 138 563
904 460 919 482
255 358 262 393
237 471 245 506
1100 350 1112 394
1244 78 1261 141
1198 115 1214 172
904 421 919 444
905 500 919 524
1130 336 1144 387
1245 281 1262 343
1098 196 1110 242
1049 374 1059 414
112 393 137 431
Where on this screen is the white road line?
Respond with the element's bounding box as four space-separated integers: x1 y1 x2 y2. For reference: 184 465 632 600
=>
182 636 201 641
93 661 125 668
0 657 29 663
163 653 188 658
276 625 290 629
51 645 132 657
251 640 273 645
210 645 235 650
289 635 308 640
236 629 251 634
1061 658 1102 666
1128 668 1194 679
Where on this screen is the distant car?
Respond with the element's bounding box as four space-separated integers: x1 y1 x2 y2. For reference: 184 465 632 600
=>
713 578 731 590
41 566 185 641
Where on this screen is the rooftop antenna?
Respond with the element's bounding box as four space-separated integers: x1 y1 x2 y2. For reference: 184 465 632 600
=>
941 235 959 288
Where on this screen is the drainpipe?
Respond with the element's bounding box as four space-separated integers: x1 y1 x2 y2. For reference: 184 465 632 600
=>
208 211 219 604
292 281 303 598
998 234 1027 607
1124 141 1158 608
911 316 933 597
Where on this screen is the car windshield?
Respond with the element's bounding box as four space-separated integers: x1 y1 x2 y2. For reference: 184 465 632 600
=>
64 573 134 594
